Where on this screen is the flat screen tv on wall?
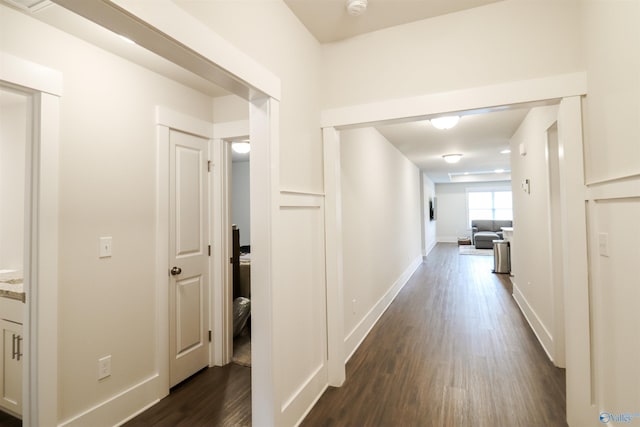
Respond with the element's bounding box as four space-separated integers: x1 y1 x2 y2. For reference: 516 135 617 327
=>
429 198 436 221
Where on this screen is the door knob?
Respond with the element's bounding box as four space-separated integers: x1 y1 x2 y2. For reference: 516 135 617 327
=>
170 266 182 276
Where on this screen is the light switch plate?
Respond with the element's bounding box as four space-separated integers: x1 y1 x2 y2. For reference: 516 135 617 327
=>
598 233 609 257
99 237 112 258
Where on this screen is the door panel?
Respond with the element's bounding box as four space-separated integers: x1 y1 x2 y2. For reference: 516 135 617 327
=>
169 129 209 387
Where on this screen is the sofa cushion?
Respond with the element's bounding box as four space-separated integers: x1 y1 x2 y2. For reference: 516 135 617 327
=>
472 220 495 232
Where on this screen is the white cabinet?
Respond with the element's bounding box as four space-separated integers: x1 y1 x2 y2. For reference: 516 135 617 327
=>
0 298 23 418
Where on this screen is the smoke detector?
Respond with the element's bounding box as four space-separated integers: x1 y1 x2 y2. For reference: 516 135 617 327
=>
346 0 368 16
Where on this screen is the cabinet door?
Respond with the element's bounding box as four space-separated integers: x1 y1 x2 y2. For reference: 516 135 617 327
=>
0 319 22 416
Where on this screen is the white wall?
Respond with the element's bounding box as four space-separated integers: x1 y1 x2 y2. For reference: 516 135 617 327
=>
231 161 250 247
341 128 422 357
0 95 27 270
435 181 511 242
1 5 215 423
579 2 640 426
175 0 323 193
509 105 559 360
320 0 583 109
422 173 437 255
212 94 248 124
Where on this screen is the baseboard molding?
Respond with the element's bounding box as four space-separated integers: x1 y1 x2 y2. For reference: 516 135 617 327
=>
344 256 422 363
512 283 554 363
284 364 329 427
58 374 161 427
425 240 437 256
437 236 458 243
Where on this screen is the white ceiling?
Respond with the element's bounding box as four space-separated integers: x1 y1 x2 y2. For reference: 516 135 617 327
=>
375 107 530 183
283 0 502 43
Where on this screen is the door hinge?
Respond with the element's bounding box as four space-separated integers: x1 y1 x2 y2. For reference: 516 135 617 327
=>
207 160 212 172
208 330 212 342
208 245 211 256
230 257 233 264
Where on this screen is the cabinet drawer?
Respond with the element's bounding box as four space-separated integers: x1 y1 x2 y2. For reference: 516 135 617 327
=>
0 297 23 324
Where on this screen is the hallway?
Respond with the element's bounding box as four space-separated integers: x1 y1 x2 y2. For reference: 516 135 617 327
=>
122 243 566 427
301 243 567 426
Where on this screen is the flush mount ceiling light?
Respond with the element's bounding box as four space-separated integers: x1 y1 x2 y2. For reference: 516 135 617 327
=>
232 141 250 154
443 154 463 164
346 0 368 16
500 149 511 154
430 115 460 130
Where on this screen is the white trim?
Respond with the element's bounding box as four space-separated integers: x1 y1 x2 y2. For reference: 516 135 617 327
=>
250 97 279 426
1 55 61 427
344 256 422 362
437 237 459 243
209 119 249 367
556 96 594 426
321 72 587 128
57 0 280 100
154 107 214 399
322 127 346 387
58 375 160 427
0 52 62 96
512 283 554 363
156 106 214 139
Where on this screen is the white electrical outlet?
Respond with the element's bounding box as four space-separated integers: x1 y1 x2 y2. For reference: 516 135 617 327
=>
98 355 111 380
352 299 357 314
99 237 112 258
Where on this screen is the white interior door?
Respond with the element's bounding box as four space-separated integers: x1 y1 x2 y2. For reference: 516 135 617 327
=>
169 129 210 387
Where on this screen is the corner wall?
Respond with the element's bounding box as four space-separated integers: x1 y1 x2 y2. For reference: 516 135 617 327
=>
341 127 422 359
509 105 559 361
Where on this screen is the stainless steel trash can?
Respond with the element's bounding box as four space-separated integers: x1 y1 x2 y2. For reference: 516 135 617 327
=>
492 240 510 274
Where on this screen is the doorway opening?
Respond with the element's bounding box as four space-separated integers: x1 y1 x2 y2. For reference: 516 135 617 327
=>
229 139 252 368
0 85 31 426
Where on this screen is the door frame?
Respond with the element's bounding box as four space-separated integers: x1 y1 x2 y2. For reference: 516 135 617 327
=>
0 52 62 427
155 106 214 392
16 0 283 423
321 73 591 426
210 119 250 367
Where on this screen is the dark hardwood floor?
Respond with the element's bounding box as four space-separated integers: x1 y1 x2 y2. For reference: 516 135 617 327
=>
301 243 567 427
0 410 20 427
123 243 566 427
123 364 251 427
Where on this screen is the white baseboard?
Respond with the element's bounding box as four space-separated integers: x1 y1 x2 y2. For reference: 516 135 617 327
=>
58 374 161 427
512 283 554 363
425 240 437 256
288 365 329 427
344 256 422 363
437 236 458 243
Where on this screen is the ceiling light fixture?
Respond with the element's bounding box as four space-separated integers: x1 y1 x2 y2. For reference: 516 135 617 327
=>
494 168 505 173
430 115 460 130
232 141 251 154
500 149 511 154
346 0 368 16
443 154 463 164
